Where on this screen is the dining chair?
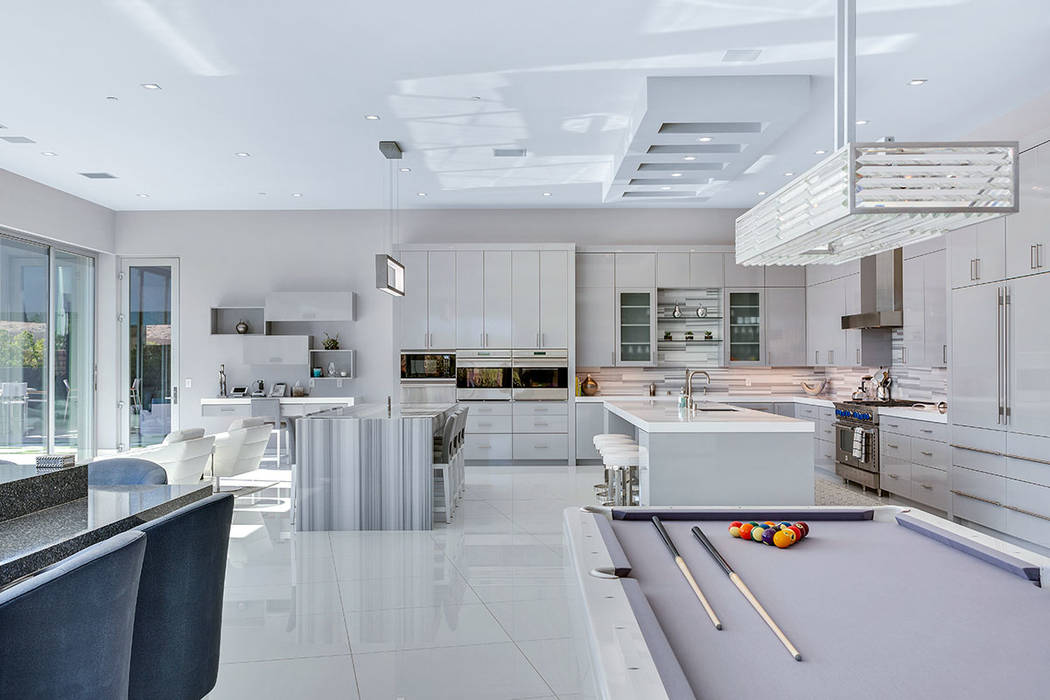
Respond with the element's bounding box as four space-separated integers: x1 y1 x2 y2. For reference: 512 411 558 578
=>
88 458 168 486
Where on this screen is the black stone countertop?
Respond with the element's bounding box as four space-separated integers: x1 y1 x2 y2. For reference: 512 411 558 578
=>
0 483 212 588
0 464 88 522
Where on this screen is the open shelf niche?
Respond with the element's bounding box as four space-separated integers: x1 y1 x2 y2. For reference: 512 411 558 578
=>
656 287 723 367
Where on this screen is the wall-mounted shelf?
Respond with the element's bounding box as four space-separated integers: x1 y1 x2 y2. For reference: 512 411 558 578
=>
655 288 724 368
210 307 264 335
308 349 356 378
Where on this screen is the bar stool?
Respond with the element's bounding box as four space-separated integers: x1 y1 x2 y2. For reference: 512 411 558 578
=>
602 447 640 506
593 434 635 454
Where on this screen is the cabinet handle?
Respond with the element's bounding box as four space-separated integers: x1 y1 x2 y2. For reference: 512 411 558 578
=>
943 344 947 364
478 445 492 450
535 421 549 426
975 258 981 280
535 444 549 449
919 450 934 457
856 347 860 364
969 258 975 281
887 474 899 479
1004 286 1010 423
220 407 234 413
887 443 900 449
815 350 820 365
950 489 1001 507
997 286 1003 424
478 422 493 427
919 483 933 490
902 346 906 365
1005 504 1050 522
1032 245 1038 270
829 349 834 364
480 333 484 347
920 428 933 434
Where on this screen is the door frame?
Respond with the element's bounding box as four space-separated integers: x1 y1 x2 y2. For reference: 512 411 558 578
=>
119 257 180 450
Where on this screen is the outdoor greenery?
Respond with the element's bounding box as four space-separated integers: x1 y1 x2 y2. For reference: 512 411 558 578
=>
0 329 45 369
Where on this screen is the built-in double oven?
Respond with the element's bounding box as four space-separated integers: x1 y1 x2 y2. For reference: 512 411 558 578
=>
511 349 568 401
456 350 513 400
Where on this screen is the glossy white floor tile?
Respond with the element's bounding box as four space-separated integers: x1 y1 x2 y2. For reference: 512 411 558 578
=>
486 597 575 642
219 610 351 663
346 602 510 652
207 655 359 699
338 571 481 611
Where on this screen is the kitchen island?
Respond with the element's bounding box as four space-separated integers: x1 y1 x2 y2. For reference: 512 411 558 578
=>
602 398 814 506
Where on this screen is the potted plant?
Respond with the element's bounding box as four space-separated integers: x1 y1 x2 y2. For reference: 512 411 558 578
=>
684 331 694 341
704 330 713 340
663 331 673 341
323 332 340 350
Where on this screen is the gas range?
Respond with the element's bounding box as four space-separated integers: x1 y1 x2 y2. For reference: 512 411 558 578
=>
832 400 933 494
834 399 926 425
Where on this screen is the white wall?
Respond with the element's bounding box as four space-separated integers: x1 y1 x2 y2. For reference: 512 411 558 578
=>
112 210 396 440
0 168 115 253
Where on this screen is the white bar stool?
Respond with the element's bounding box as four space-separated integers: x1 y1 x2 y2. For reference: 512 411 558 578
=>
593 434 635 454
602 447 640 507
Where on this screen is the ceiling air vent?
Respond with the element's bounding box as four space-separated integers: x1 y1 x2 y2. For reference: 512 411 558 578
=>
493 148 526 157
722 49 762 62
1 136 36 143
79 172 118 179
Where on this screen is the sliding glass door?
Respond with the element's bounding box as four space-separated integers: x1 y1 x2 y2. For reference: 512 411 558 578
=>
0 232 95 462
121 259 179 449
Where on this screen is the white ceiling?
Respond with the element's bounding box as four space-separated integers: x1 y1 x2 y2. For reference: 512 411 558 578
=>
0 0 1048 212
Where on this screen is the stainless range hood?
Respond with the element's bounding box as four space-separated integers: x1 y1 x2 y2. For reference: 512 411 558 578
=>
841 248 903 330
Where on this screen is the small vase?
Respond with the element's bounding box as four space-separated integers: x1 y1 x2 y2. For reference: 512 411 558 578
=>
581 374 599 397
235 320 249 334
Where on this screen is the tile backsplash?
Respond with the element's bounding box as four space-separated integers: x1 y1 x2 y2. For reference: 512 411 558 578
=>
576 366 829 398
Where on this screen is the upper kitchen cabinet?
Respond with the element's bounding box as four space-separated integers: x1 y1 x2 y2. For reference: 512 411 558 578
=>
656 252 690 288
511 250 568 348
576 253 615 366
902 255 925 366
765 287 806 366
923 249 948 368
243 335 309 366
764 265 806 287
1006 144 1050 279
806 277 846 366
725 288 763 364
615 253 656 288
264 291 355 322
949 218 1006 289
457 250 514 349
689 252 724 287
616 289 656 365
723 254 764 287
950 283 1003 431
398 251 430 349
397 251 455 350
1006 272 1050 437
577 253 614 288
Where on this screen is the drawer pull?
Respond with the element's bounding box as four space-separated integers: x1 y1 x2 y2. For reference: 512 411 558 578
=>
478 445 492 450
535 421 549 426
533 408 549 413
887 474 899 480
478 422 492 427
535 445 549 449
1005 504 1050 522
885 423 899 428
919 450 934 457
951 445 1050 466
887 443 900 449
221 407 234 413
919 483 933 490
950 489 1002 507
920 429 934 434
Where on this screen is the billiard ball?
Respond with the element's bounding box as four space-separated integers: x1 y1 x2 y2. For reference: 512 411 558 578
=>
739 523 755 540
729 522 742 538
751 525 766 542
764 521 776 527
773 529 796 548
787 525 803 541
761 528 777 546
793 522 809 539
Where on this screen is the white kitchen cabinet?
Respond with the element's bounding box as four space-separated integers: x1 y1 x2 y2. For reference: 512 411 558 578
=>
689 252 724 287
576 286 615 367
243 335 309 365
575 402 604 461
398 251 429 349
843 272 861 367
427 251 456 349
657 253 691 288
615 253 656 288
765 287 806 366
723 254 764 287
923 250 948 368
264 291 355 322
949 283 1001 431
1006 144 1050 279
764 265 806 287
949 218 1006 289
577 253 614 287
902 256 925 366
806 278 845 366
616 288 656 366
539 250 569 348
1006 272 1050 437
512 251 541 348
484 251 513 348
725 288 763 364
456 251 485 348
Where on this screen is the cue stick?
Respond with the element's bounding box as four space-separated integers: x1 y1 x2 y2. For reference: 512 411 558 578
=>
691 525 802 662
651 516 722 630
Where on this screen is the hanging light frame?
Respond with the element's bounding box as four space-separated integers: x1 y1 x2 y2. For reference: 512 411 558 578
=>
735 140 1018 266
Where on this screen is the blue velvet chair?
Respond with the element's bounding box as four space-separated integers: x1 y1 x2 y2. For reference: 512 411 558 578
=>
89 457 168 486
129 493 234 700
0 530 147 699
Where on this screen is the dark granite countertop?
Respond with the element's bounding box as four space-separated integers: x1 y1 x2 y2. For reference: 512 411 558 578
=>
0 483 212 588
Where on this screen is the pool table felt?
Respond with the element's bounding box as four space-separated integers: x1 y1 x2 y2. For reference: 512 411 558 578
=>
607 516 1050 700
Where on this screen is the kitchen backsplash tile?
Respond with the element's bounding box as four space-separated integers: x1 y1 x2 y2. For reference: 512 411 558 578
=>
576 366 830 398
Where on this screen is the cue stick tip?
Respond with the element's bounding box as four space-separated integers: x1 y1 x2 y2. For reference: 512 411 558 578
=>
794 653 802 662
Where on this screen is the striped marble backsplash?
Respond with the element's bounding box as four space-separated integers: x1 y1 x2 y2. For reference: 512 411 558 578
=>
576 366 830 398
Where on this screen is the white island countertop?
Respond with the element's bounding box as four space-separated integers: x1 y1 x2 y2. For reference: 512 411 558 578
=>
200 396 355 406
604 399 816 434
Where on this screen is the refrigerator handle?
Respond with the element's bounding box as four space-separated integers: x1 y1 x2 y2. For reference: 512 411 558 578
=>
996 286 1003 424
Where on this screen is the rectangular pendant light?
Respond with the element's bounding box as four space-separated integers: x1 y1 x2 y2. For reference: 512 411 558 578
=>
376 254 405 296
735 141 1019 266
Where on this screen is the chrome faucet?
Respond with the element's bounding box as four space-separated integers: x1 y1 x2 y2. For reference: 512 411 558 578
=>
685 370 711 410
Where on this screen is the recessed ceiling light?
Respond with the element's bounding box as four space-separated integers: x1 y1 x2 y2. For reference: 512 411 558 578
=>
106 96 119 101
399 167 411 173
234 152 251 157
757 191 767 196
291 193 303 198
542 192 552 197
136 193 149 198
697 136 713 143
856 119 869 125
671 172 683 177
660 186 672 190
784 172 794 177
908 79 927 86
815 149 827 155
682 156 697 161
140 83 161 90
417 192 427 197
40 151 57 157
257 192 267 196
471 96 482 101
364 114 380 120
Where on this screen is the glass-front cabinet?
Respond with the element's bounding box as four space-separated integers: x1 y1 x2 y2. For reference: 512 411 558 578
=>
616 289 656 366
725 288 764 365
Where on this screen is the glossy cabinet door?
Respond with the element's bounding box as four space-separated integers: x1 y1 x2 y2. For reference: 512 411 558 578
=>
723 254 764 287
539 250 569 348
765 287 805 366
399 251 429 349
725 288 764 364
484 251 513 348
806 278 845 366
1006 145 1050 279
975 218 1007 284
512 251 541 348
764 265 806 287
656 252 690 288
455 251 485 348
843 272 861 367
901 255 925 366
616 288 655 365
576 286 615 367
950 283 1001 431
924 249 948 367
427 251 456 349
949 223 979 289
614 253 656 287
1006 273 1050 437
577 253 614 288
689 252 724 287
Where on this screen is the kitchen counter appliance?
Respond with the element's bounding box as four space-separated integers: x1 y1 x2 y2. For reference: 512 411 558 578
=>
456 350 512 400
401 352 455 381
512 349 569 400
834 399 932 494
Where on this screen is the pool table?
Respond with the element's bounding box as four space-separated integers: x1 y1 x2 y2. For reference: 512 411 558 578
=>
564 505 1050 700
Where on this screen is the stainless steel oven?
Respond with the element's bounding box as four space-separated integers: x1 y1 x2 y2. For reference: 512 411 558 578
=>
456 350 512 400
512 349 568 401
400 352 455 381
833 399 932 493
